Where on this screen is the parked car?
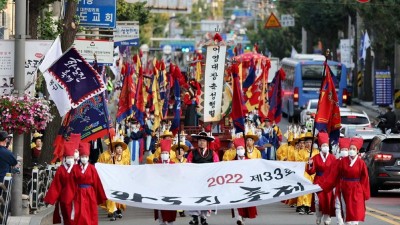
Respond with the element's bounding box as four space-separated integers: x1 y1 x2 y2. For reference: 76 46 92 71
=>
361 134 400 196
340 108 371 129
341 126 383 151
300 99 318 125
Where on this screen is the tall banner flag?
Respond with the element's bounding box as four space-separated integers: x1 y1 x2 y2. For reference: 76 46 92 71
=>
268 68 286 123
169 76 181 135
133 67 145 125
47 47 106 108
116 63 136 123
204 45 226 122
230 64 245 133
38 36 72 116
61 93 111 142
314 63 341 143
258 62 271 121
97 159 321 210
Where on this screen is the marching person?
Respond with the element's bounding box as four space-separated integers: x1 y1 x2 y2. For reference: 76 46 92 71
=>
72 142 107 225
171 141 189 164
320 137 370 225
244 131 262 159
230 138 258 225
44 135 80 225
154 139 177 225
187 131 219 225
307 132 336 225
128 119 145 165
147 130 176 164
98 137 130 221
297 132 319 215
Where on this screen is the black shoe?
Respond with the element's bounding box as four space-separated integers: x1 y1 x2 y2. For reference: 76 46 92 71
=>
200 217 208 225
305 206 314 215
107 213 113 218
179 211 186 217
110 212 117 221
116 209 123 218
298 206 305 215
189 216 199 225
295 207 300 212
237 220 243 225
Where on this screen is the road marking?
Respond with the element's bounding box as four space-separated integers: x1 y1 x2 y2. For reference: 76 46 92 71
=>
367 206 400 225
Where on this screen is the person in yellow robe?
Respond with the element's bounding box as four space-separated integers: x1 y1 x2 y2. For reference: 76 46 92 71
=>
296 132 319 215
171 141 189 217
222 140 237 161
98 138 130 221
244 131 262 159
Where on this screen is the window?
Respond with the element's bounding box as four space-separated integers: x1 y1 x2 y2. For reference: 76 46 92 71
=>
341 116 369 125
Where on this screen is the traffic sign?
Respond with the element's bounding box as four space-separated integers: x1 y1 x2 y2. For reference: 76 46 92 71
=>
280 14 295 27
264 13 281 29
114 21 139 46
76 0 116 28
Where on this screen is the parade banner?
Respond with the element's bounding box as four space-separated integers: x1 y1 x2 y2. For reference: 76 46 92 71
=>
47 47 106 108
203 45 226 122
0 40 52 96
96 159 321 210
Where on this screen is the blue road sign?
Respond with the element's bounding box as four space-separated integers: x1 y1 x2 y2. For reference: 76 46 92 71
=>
76 0 116 28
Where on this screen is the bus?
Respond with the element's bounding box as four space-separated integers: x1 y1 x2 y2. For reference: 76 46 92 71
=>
280 54 348 123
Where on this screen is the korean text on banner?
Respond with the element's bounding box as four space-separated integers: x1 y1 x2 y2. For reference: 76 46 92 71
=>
0 40 52 96
96 159 321 210
203 45 226 122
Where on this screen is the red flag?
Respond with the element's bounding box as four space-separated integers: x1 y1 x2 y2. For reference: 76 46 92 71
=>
315 63 341 143
230 64 246 133
116 63 136 122
258 63 271 121
267 68 286 123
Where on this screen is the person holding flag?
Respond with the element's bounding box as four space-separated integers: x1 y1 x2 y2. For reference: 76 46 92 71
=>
307 132 337 225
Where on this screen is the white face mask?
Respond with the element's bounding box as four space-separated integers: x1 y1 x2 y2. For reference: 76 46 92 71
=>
340 151 349 157
321 146 329 153
74 152 79 160
80 157 89 164
160 153 170 161
65 158 75 165
348 150 357 157
237 148 245 157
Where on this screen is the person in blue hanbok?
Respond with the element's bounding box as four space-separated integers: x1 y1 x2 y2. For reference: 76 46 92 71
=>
260 118 279 160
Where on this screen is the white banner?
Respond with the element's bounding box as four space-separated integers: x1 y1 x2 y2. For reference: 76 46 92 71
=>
73 40 114 65
339 38 354 69
0 40 52 96
203 45 226 122
96 159 321 210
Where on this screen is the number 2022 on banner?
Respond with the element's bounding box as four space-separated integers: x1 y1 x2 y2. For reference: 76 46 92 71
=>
207 173 244 187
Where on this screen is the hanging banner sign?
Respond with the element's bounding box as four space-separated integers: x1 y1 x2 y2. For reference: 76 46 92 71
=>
73 40 114 66
114 21 140 46
0 40 52 96
203 45 226 122
96 159 321 210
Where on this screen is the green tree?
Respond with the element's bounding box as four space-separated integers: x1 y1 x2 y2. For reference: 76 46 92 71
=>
0 0 7 11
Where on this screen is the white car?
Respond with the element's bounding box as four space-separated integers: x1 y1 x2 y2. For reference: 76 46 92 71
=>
300 99 319 125
340 108 371 129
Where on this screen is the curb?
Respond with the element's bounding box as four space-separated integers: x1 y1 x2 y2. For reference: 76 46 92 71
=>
351 98 381 114
7 206 54 225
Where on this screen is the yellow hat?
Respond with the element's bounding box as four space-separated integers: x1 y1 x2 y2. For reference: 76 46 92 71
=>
299 132 306 140
244 131 259 142
160 130 174 138
305 131 317 140
171 142 189 152
288 131 294 142
110 138 128 151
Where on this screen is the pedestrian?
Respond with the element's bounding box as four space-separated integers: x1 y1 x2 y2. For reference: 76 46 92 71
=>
72 142 107 225
31 132 43 164
154 139 177 225
44 135 80 225
98 137 130 221
307 132 337 225
320 137 370 225
0 131 17 182
187 131 219 225
229 138 258 225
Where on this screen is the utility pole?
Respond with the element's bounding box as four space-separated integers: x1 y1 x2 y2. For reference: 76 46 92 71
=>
12 0 26 216
394 42 400 118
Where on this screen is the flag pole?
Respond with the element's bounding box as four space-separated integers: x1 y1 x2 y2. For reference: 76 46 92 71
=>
309 49 330 159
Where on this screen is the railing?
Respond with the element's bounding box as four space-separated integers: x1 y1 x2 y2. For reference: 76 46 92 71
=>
0 173 13 225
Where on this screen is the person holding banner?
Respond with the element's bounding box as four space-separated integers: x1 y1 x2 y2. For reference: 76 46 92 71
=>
229 138 258 225
296 132 319 215
98 138 130 221
320 137 370 225
171 141 189 164
154 139 178 225
147 130 177 164
72 142 107 225
187 131 219 225
44 136 79 225
244 131 262 159
307 132 337 225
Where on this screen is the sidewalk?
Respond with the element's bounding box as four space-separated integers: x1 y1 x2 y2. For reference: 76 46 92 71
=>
7 206 53 225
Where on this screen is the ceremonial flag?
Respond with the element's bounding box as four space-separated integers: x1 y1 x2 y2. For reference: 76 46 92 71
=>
230 64 246 133
116 63 136 123
359 30 371 61
267 68 286 123
133 67 145 125
47 47 106 108
38 36 71 116
169 77 181 135
258 62 271 121
291 46 298 58
242 63 256 90
152 64 162 132
314 63 341 143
